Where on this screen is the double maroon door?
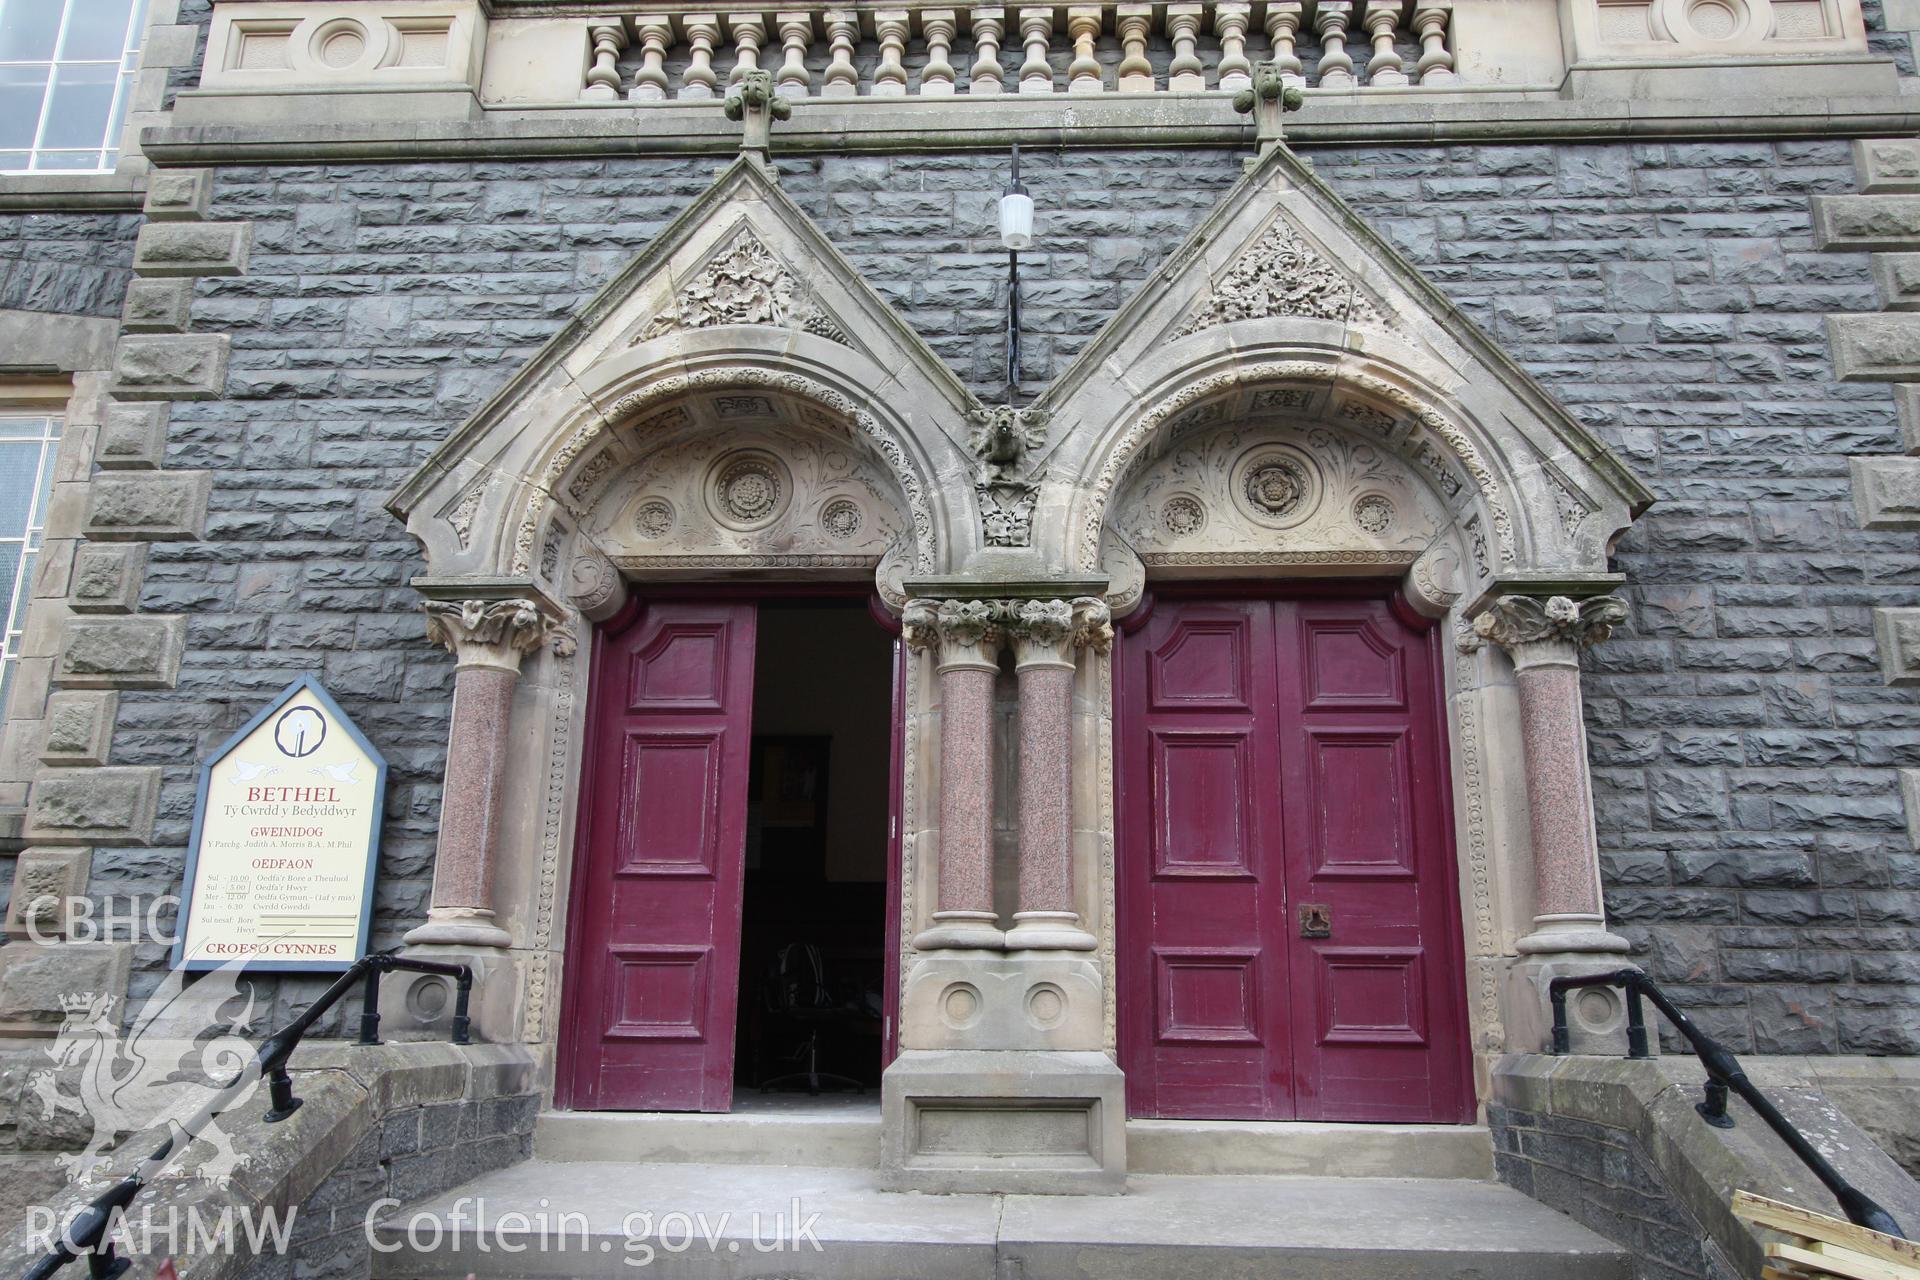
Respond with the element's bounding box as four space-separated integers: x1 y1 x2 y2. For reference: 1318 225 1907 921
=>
1119 592 1471 1122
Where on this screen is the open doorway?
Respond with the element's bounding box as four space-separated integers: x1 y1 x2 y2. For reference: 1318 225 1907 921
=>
734 602 894 1096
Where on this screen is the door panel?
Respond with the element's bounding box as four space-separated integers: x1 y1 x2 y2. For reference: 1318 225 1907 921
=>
563 601 757 1111
1120 591 1470 1123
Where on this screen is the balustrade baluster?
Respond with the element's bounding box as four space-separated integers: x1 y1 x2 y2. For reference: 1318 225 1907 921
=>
775 12 814 97
823 9 860 96
1067 7 1104 92
874 10 911 94
1414 2 1457 83
727 14 767 85
630 19 672 99
1115 4 1154 91
1316 0 1356 88
680 15 721 98
1166 4 1206 91
1363 0 1408 85
582 21 628 100
1019 8 1055 93
1265 1 1306 84
1215 3 1253 91
970 7 1007 92
921 10 959 94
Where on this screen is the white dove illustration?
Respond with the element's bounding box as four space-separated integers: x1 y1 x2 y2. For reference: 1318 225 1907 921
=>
309 761 360 784
230 760 278 781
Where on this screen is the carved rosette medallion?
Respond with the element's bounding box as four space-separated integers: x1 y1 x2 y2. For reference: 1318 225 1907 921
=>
1230 444 1321 528
634 498 676 539
707 450 791 530
1162 494 1206 538
820 497 864 539
1352 493 1395 535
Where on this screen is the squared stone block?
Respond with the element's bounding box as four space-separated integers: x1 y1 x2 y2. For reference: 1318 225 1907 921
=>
880 1049 1126 1194
1874 608 1920 685
1850 456 1920 529
1903 770 1920 852
0 941 130 1035
95 402 168 470
24 766 161 845
55 615 185 690
143 168 213 221
1857 139 1920 194
110 333 230 400
67 544 147 613
132 221 251 277
39 690 118 765
1827 313 1920 381
83 471 210 540
1812 195 1920 251
4 847 91 938
120 277 194 333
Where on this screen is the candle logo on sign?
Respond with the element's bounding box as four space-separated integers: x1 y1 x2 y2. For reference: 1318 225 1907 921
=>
174 676 387 972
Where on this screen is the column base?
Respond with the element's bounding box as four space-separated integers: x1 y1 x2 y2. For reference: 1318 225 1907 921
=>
880 1049 1126 1194
1516 914 1633 956
405 907 512 949
912 910 1005 950
1503 954 1652 1057
377 944 523 1044
901 951 1104 1051
1004 911 1097 951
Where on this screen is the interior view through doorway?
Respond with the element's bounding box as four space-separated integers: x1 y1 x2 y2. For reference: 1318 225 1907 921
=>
734 602 894 1098
559 593 895 1113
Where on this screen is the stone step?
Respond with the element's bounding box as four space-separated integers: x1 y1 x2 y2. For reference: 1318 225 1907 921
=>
372 1160 1630 1280
536 1102 1494 1179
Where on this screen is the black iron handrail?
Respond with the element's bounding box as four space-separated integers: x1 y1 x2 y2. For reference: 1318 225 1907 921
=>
19 950 474 1280
1550 968 1906 1240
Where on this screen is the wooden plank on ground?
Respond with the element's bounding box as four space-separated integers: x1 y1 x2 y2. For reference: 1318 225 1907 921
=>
1734 1191 1920 1272
1768 1242 1914 1280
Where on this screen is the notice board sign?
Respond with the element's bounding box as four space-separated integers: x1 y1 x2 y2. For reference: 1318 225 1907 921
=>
173 675 387 971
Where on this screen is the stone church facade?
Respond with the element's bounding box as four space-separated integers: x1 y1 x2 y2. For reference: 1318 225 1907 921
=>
6 0 1920 1262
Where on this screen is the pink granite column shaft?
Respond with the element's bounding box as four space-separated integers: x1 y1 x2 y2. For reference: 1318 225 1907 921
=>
1016 660 1073 916
1512 655 1605 924
430 663 517 918
937 660 997 921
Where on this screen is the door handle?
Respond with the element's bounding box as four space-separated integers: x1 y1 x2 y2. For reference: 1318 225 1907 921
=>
1298 903 1332 939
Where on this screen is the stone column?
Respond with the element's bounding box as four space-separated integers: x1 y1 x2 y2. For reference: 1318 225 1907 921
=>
906 599 1006 949
407 598 570 948
1005 598 1107 950
1473 593 1631 957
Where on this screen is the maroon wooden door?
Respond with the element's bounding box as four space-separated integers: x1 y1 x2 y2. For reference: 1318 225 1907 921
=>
1118 590 1471 1123
561 600 758 1111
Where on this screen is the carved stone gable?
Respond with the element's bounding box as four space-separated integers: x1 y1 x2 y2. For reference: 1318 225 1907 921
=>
1176 216 1391 338
641 225 850 345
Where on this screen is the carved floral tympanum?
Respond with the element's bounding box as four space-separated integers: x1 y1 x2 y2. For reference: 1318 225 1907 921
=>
640 225 849 345
1176 216 1394 338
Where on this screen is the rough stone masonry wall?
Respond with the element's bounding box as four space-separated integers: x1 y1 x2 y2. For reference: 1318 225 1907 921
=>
25 139 1912 1049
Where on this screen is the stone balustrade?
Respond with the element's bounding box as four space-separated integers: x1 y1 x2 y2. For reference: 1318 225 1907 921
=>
576 0 1460 103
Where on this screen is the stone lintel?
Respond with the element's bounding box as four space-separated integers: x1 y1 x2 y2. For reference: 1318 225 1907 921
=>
109 333 231 400
24 766 162 845
1850 456 1920 529
83 471 211 541
56 615 187 690
1828 313 1920 381
131 220 252 278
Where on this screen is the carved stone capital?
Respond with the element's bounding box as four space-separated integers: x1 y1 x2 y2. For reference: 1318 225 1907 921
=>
1472 594 1626 669
425 598 573 673
904 597 1003 669
1008 598 1074 668
1070 596 1114 654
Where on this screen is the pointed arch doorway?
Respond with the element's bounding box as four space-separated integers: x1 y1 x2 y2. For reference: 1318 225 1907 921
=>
557 587 904 1113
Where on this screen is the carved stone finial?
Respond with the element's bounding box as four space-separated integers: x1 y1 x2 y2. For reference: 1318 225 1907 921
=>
1472 594 1627 659
424 598 571 671
1232 60 1305 153
724 68 791 163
